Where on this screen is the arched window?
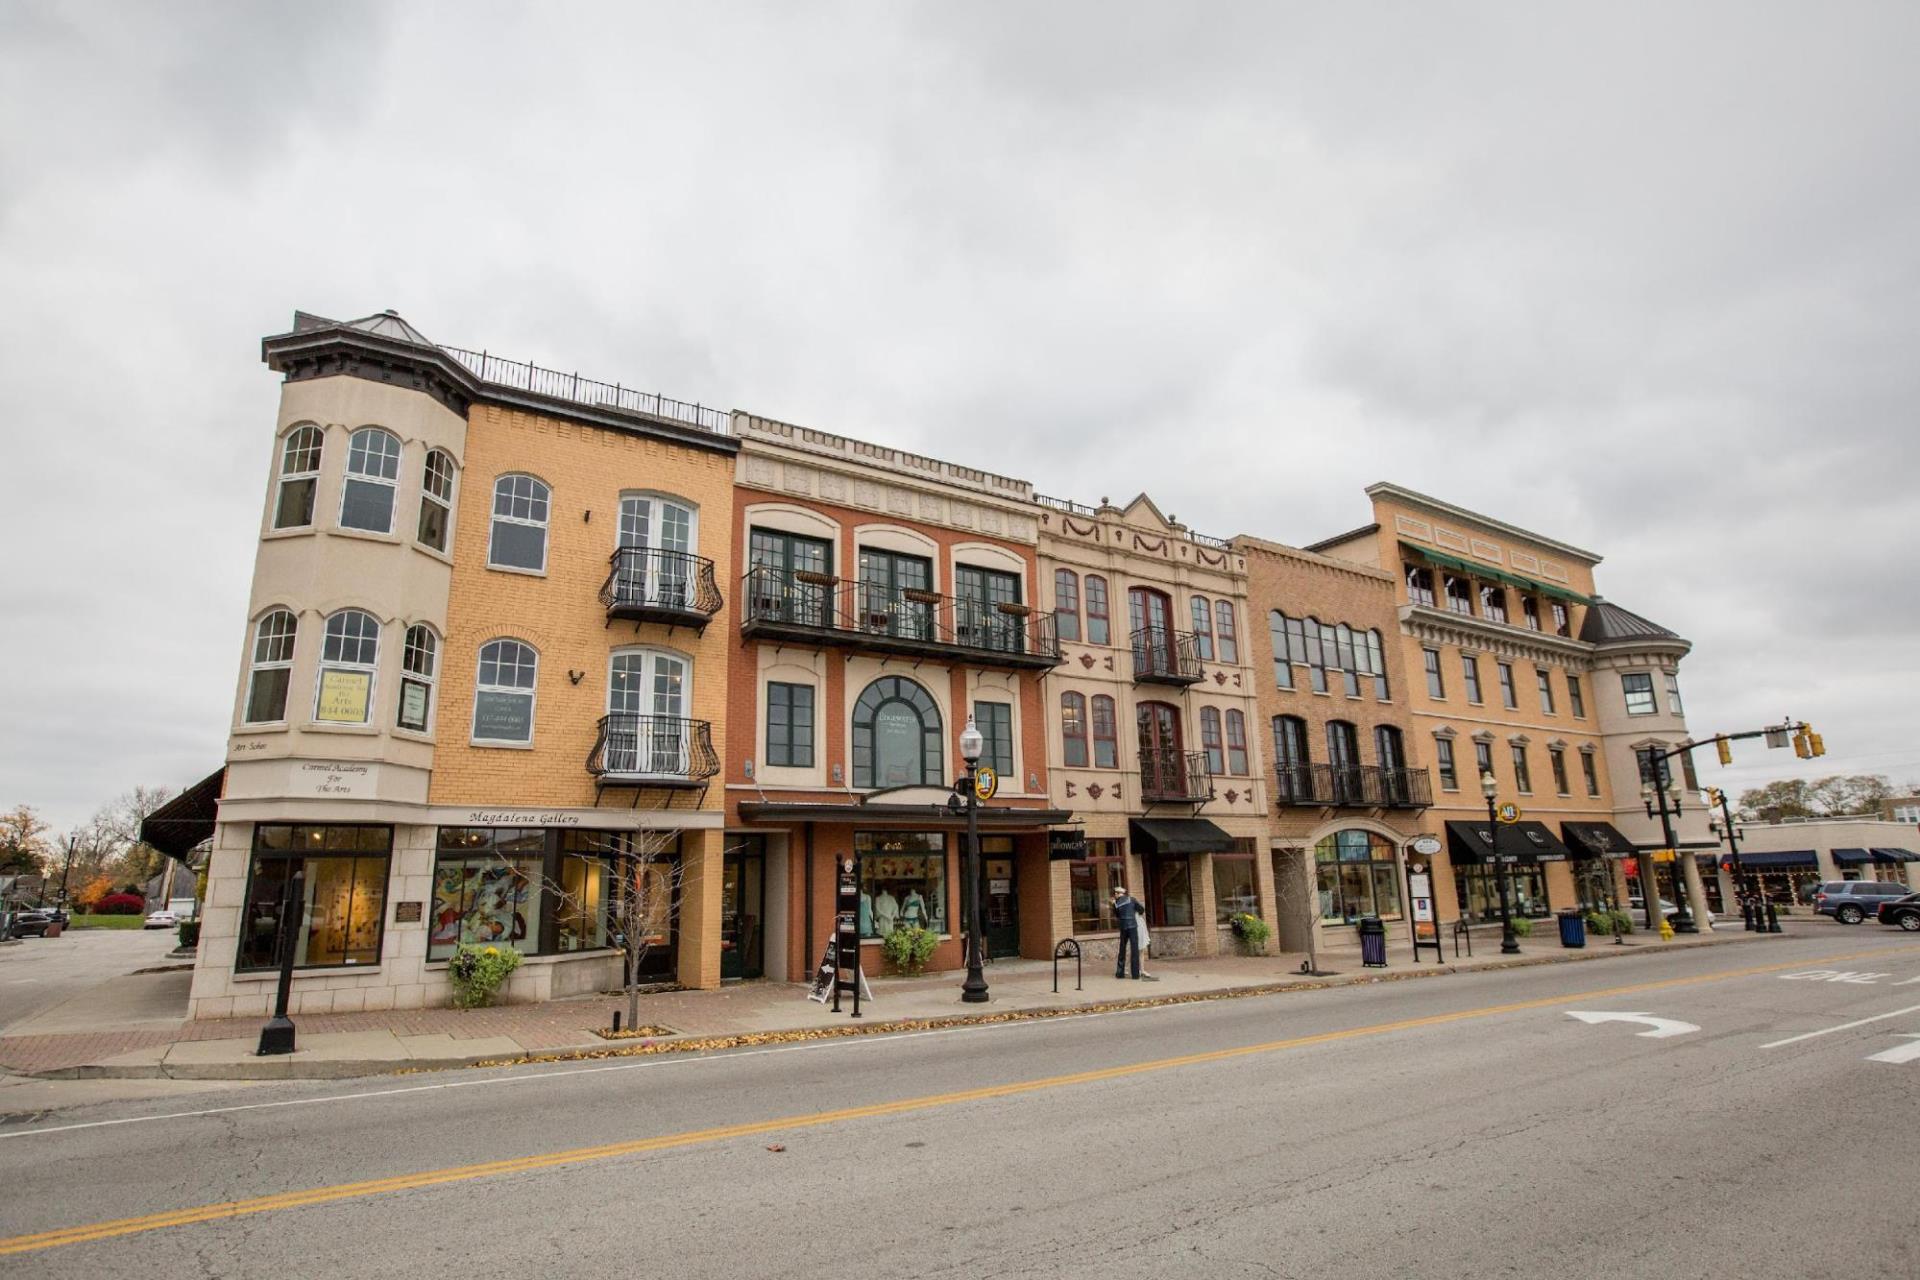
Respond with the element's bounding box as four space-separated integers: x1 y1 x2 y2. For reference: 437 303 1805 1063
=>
617 494 697 606
1225 709 1249 775
1334 623 1359 696
1054 569 1081 644
1091 694 1118 768
1326 720 1361 803
274 426 323 529
1315 829 1401 923
244 609 297 723
1084 575 1110 645
1199 707 1225 776
1367 630 1389 699
1272 715 1310 799
1060 691 1088 767
340 427 402 533
1191 596 1215 661
488 474 551 572
398 625 437 732
852 676 943 788
607 648 690 774
473 639 538 744
417 450 456 553
1267 610 1295 690
1214 601 1238 664
315 609 379 724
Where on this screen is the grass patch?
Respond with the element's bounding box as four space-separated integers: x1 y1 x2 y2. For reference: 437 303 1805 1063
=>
68 915 148 930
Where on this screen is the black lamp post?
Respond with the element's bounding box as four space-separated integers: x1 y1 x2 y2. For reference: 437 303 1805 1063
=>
1709 790 1779 934
958 714 989 1004
1641 775 1696 933
1480 772 1521 956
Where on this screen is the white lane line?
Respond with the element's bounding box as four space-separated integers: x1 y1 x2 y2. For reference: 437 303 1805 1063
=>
0 1000 1200 1141
1760 1002 1920 1048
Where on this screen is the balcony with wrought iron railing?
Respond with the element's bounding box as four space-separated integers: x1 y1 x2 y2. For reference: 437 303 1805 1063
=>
599 547 723 629
1130 626 1205 685
1140 747 1213 805
740 566 1063 669
440 346 732 436
1274 763 1433 810
587 714 719 790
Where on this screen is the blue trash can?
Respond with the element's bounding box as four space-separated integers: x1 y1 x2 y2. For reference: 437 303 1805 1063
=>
1558 910 1587 949
1358 916 1388 968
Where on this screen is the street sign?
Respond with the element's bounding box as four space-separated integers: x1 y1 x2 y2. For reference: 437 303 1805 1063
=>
974 766 998 800
1495 803 1522 825
833 857 863 1017
1407 869 1440 960
1411 835 1442 856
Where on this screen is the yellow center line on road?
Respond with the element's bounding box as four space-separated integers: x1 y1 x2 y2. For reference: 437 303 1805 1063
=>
4 941 1915 1257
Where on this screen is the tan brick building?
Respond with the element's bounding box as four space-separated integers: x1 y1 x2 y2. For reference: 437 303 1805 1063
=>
189 311 737 1018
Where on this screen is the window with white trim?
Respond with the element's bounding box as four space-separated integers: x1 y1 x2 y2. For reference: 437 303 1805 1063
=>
315 610 379 725
417 449 455 552
1623 672 1657 715
488 474 551 572
273 426 323 529
244 609 297 723
1665 672 1683 714
398 625 437 733
473 639 538 743
340 428 402 533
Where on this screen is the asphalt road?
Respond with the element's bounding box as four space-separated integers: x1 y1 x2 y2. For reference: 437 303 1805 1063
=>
2 928 1918 1278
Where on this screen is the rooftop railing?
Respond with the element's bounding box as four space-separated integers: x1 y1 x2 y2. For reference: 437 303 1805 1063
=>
441 346 732 435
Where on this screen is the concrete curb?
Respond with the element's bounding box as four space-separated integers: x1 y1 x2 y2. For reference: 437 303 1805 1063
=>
20 928 1787 1082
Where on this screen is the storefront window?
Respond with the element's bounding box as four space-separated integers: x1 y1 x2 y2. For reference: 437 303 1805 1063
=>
1070 838 1126 933
1313 829 1402 923
238 825 391 970
1573 860 1617 911
1147 855 1193 927
430 828 547 959
855 832 948 938
1213 843 1259 923
1455 865 1552 923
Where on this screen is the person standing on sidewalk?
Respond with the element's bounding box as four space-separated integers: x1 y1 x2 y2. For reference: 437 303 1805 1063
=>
1112 885 1145 979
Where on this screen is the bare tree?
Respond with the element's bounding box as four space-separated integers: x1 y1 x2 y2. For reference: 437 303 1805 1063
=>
1271 846 1325 976
0 805 55 877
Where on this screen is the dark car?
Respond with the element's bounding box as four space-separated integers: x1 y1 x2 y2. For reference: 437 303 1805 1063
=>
1877 893 1920 931
1814 881 1911 924
7 909 54 938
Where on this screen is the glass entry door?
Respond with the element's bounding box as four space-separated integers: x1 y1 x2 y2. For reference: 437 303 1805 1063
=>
980 837 1019 958
721 839 764 980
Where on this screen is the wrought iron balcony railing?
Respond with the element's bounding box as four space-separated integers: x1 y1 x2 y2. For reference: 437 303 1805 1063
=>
587 714 719 787
740 566 1063 668
1130 626 1205 684
600 547 723 628
1274 763 1433 809
1139 747 1212 804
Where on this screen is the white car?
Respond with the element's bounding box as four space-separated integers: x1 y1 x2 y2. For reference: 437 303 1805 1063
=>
143 910 178 930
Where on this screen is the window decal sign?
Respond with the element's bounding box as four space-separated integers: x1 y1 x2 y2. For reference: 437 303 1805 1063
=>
316 669 372 723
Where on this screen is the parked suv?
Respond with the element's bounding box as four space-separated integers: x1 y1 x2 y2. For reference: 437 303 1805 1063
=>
1814 881 1910 924
1877 894 1920 931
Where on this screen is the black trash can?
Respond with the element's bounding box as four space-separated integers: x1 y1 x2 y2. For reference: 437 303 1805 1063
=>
1358 916 1388 968
1557 909 1587 949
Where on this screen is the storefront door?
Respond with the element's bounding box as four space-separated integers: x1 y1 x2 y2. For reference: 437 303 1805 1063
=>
722 840 764 980
981 838 1019 958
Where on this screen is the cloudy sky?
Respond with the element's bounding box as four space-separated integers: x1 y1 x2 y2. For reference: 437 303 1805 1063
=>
3 1 1916 832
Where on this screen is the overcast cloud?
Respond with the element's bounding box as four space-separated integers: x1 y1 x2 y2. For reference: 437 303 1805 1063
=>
3 1 1916 831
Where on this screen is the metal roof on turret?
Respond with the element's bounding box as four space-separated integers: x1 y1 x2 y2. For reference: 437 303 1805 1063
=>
1579 598 1686 646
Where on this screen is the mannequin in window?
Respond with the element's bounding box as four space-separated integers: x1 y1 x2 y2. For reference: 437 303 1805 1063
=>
900 888 928 931
873 886 900 937
859 890 873 937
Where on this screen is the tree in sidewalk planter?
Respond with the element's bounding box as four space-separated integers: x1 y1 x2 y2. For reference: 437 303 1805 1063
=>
1230 912 1271 956
881 925 937 975
447 944 523 1009
1273 848 1326 975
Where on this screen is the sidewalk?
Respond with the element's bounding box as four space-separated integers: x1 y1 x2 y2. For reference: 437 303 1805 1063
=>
0 924 1795 1081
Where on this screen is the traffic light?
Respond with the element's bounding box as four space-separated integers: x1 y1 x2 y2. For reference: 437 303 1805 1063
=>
1793 729 1811 759
1716 738 1733 766
1808 730 1826 757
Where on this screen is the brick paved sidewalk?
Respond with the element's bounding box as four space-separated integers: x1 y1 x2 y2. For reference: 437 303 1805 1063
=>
0 925 1788 1080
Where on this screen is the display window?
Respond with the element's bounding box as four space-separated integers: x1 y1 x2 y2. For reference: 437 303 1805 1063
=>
1070 838 1126 933
430 828 547 958
238 824 391 970
855 831 949 939
1146 854 1194 927
1213 846 1259 923
1455 865 1552 922
1314 829 1402 923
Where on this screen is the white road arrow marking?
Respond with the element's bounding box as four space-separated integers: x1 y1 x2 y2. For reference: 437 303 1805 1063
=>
1565 1011 1701 1039
1866 1034 1920 1065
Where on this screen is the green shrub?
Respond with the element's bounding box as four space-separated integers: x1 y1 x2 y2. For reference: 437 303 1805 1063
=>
1232 913 1271 954
447 944 523 1009
1510 915 1533 938
881 926 937 975
1584 910 1611 935
177 919 201 949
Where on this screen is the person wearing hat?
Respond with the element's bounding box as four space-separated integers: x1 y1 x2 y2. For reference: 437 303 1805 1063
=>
1111 884 1147 979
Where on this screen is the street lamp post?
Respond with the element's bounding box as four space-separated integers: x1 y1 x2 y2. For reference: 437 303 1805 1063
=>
1480 772 1521 956
958 714 989 1004
59 835 76 910
1641 775 1696 933
1710 790 1778 934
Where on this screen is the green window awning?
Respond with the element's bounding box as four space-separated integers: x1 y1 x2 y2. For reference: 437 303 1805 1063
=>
1400 542 1592 605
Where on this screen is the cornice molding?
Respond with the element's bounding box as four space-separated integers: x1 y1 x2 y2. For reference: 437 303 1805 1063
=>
1401 603 1594 666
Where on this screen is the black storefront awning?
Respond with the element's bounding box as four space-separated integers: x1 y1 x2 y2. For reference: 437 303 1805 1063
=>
1873 847 1919 864
1129 818 1234 856
1445 819 1571 865
736 801 1072 830
1739 850 1816 869
1833 848 1873 867
1561 821 1636 859
138 767 226 863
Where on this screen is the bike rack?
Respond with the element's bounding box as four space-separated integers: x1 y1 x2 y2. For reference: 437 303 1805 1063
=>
1053 938 1082 993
